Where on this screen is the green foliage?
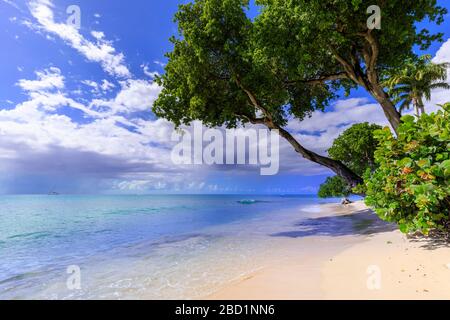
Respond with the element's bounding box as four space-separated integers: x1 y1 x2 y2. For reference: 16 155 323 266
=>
318 176 351 198
319 123 381 198
364 104 450 234
154 0 334 130
155 0 447 129
384 55 450 115
328 123 382 176
254 0 447 94
154 0 255 128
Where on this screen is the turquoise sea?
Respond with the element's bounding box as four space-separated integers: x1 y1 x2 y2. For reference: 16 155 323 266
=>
0 195 341 299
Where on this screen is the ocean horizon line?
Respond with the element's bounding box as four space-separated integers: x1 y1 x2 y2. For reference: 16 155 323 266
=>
0 193 320 197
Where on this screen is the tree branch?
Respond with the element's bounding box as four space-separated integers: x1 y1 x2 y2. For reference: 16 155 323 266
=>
329 47 359 84
356 29 380 87
235 113 267 125
284 72 348 86
234 81 363 188
358 30 379 72
235 78 273 121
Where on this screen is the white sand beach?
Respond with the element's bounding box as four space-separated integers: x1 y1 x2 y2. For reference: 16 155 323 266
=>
207 201 450 300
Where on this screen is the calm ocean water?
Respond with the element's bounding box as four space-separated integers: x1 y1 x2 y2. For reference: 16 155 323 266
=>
0 195 339 299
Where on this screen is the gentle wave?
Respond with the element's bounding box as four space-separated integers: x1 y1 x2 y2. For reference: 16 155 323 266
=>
300 205 323 213
103 205 193 216
237 199 271 205
7 231 51 240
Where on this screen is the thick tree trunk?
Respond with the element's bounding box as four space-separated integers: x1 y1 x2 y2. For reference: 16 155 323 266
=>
368 85 402 133
331 43 402 134
269 123 364 189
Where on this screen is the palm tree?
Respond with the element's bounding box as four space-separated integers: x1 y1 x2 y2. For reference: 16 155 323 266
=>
384 55 450 117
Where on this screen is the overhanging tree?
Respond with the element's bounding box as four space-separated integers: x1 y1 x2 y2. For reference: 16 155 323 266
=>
154 0 446 187
155 0 362 187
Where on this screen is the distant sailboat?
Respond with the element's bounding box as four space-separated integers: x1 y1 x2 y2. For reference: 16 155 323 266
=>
48 191 60 195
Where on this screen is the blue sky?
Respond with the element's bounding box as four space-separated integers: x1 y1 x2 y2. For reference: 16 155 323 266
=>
0 0 449 195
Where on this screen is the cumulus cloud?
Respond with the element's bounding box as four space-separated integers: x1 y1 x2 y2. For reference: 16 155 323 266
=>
434 38 450 64
1 66 216 193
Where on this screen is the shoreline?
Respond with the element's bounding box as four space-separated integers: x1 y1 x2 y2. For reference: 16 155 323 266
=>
206 201 450 300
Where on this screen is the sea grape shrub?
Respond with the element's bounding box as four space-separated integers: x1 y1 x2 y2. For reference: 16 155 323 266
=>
365 103 450 234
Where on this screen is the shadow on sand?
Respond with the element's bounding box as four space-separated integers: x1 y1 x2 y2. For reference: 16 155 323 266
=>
270 208 450 250
407 232 450 250
270 208 397 238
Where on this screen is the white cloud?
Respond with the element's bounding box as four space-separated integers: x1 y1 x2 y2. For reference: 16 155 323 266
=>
287 98 388 134
81 79 99 90
28 0 131 78
427 37 450 112
91 31 104 40
141 63 159 78
0 67 202 193
153 60 166 67
100 79 115 91
91 79 162 114
282 97 389 171
17 67 64 92
81 79 115 94
114 79 161 112
434 38 450 64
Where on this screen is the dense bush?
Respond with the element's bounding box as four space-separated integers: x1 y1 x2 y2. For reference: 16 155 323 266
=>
318 123 381 198
364 103 450 234
328 123 382 176
318 176 350 198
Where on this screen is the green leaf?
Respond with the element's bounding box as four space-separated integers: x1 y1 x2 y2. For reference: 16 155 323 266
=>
440 160 450 176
